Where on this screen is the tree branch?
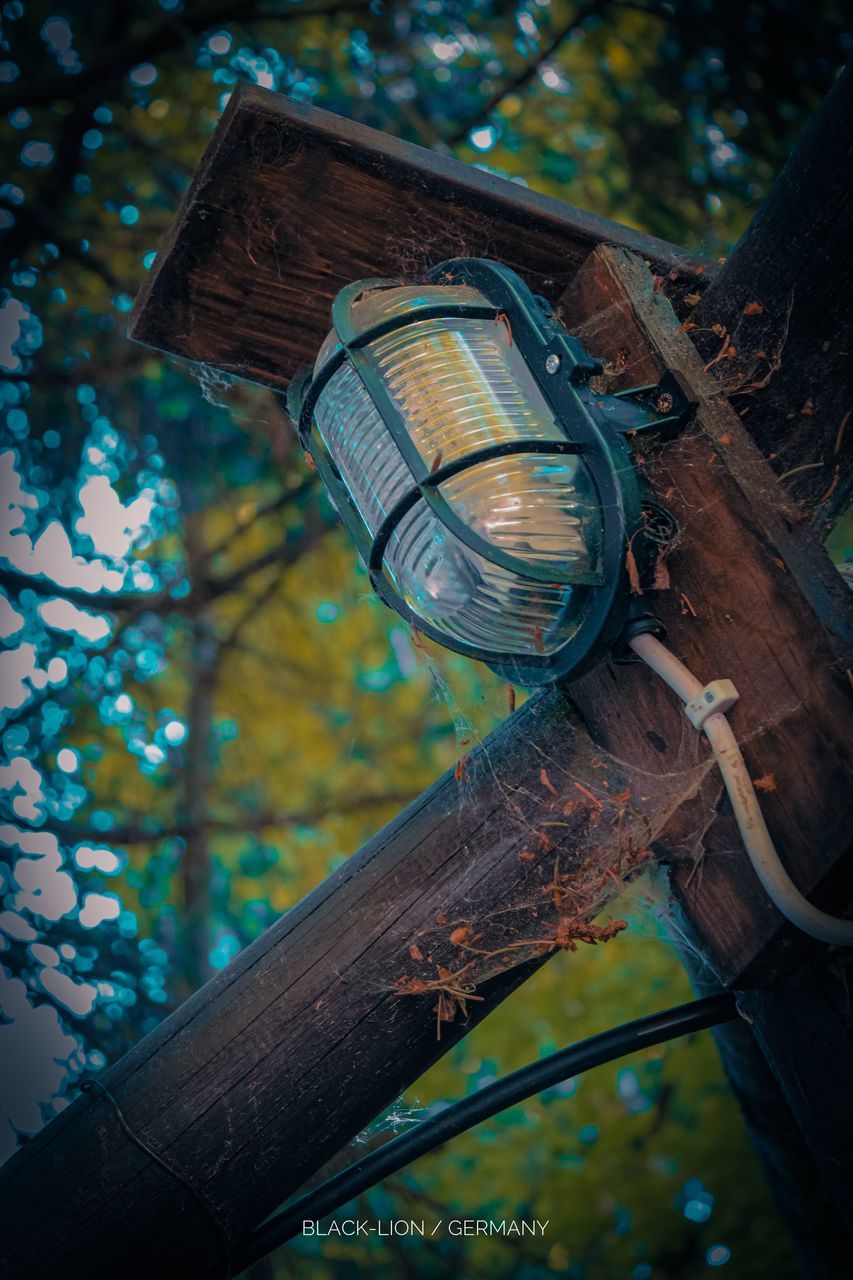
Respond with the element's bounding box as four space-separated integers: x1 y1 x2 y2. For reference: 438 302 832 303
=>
0 35 123 272
201 510 329 603
444 0 609 147
204 476 316 565
0 198 123 288
217 559 289 654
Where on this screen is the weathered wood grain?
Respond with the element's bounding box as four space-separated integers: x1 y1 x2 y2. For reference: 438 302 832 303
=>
129 83 714 391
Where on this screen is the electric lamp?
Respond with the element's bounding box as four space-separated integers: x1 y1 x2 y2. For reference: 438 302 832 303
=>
289 258 688 686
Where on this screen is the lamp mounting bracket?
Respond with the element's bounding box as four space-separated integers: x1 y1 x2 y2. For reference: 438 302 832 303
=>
583 370 695 439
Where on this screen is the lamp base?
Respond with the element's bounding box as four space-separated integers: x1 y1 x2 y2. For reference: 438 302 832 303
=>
611 598 668 664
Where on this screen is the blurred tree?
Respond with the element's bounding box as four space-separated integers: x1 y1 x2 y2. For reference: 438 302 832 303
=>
0 1 847 1275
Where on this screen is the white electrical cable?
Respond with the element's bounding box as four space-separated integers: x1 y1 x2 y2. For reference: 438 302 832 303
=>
629 631 853 947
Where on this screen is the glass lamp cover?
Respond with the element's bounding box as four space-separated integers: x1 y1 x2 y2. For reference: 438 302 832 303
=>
312 284 603 657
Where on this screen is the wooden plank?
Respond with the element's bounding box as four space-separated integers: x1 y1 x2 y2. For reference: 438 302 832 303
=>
0 696 673 1279
129 83 714 391
689 61 853 534
559 245 853 983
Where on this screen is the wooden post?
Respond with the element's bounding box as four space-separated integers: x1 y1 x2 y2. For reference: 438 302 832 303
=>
3 85 851 1277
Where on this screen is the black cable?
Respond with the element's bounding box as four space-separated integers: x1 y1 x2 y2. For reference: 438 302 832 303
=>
231 992 737 1275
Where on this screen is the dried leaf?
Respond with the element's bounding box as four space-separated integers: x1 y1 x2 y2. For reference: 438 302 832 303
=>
409 944 424 962
684 291 701 306
539 767 558 796
395 975 429 995
574 782 603 808
449 927 470 946
495 312 513 346
743 301 765 315
626 545 642 595
652 549 670 591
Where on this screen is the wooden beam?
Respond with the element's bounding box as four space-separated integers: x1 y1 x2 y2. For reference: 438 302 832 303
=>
128 83 714 391
0 698 666 1279
552 244 852 981
689 61 853 534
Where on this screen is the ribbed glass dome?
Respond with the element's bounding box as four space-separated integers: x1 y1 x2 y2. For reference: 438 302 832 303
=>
312 284 602 657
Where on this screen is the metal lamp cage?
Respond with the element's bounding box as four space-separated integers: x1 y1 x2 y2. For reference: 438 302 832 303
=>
290 258 684 686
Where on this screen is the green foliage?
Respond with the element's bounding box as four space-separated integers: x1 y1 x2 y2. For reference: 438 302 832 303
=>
1 1 846 1275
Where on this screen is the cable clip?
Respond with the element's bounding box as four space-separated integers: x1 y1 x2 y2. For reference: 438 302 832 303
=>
684 679 739 730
